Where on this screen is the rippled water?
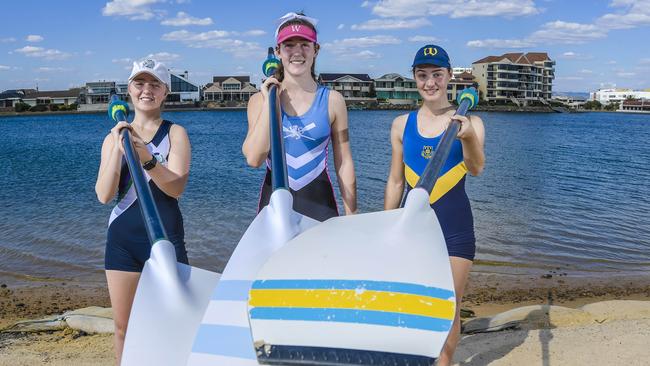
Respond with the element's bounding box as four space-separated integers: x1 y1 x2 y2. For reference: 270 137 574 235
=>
0 110 648 282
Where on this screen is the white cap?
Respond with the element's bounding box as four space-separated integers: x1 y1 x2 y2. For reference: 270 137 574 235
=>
128 59 170 88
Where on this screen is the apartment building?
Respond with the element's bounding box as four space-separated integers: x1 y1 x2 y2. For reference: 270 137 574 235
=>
318 73 376 103
472 52 555 105
203 76 258 102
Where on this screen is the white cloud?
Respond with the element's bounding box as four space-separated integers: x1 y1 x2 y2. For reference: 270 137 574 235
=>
578 69 593 74
162 30 261 58
372 0 539 18
0 65 11 70
556 76 584 81
323 35 401 55
355 50 381 59
242 30 266 36
557 51 592 60
466 38 534 48
361 1 372 7
1 37 16 43
113 58 133 64
161 12 212 26
144 52 181 62
36 67 70 72
408 35 441 42
338 24 345 30
607 60 617 65
351 17 431 30
26 35 44 42
640 58 650 65
597 0 650 30
616 71 636 78
14 46 71 60
531 21 607 44
161 29 230 42
102 0 164 20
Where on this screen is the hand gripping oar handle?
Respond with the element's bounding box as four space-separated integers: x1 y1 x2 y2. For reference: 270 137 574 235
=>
400 87 479 207
262 47 289 190
108 94 168 244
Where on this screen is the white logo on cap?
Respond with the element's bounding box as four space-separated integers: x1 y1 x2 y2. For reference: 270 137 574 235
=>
143 59 155 69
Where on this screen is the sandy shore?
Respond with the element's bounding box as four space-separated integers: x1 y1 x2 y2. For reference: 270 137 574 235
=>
1 271 649 365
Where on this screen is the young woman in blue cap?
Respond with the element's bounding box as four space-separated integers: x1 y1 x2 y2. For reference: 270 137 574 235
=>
95 59 191 363
243 12 357 221
384 45 485 365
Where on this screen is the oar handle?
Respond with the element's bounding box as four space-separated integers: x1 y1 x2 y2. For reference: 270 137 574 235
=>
262 47 289 191
268 85 289 190
108 94 168 244
414 87 479 195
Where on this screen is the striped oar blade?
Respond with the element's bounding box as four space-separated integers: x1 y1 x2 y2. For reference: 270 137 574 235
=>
187 190 319 365
248 188 455 364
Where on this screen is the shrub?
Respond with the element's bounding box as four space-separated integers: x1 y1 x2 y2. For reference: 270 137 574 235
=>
14 102 31 112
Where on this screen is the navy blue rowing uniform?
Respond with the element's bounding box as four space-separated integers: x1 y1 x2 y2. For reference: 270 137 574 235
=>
105 120 189 272
402 111 476 261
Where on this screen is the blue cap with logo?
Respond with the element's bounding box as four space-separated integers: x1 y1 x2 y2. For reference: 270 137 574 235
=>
412 44 451 69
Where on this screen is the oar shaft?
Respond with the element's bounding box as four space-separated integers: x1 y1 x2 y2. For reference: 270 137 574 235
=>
414 97 472 194
269 85 290 190
110 95 168 244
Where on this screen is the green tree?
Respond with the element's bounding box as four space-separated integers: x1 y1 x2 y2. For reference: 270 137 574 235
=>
14 102 31 112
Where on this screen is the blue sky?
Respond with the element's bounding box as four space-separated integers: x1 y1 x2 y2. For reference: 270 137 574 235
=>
1 0 649 93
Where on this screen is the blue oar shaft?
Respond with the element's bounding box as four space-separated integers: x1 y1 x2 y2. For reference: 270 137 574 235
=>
268 85 290 190
111 95 168 244
414 98 472 194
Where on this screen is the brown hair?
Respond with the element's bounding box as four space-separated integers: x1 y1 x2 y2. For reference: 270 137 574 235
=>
274 16 319 82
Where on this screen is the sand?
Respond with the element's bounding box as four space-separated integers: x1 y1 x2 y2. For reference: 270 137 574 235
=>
1 272 649 365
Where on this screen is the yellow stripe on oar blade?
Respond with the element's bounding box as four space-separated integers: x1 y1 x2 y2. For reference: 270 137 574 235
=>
249 289 455 320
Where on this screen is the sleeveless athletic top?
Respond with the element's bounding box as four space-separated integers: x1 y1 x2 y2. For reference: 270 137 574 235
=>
403 111 475 249
107 120 185 244
258 86 339 222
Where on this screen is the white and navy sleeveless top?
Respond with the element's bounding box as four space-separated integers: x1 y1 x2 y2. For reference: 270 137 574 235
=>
259 86 338 221
107 120 185 243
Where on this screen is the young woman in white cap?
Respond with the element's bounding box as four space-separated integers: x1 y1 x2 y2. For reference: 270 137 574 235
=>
384 45 485 366
95 59 191 363
243 12 357 221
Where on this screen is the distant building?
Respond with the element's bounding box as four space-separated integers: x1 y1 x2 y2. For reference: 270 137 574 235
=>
472 52 555 105
589 88 650 105
79 81 128 106
203 76 258 102
0 89 36 109
452 67 472 77
619 99 650 113
21 88 81 107
449 72 478 101
374 73 419 105
168 71 200 103
318 73 376 103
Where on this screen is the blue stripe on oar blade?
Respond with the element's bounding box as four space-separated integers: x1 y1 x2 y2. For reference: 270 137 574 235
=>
251 279 454 299
249 307 453 332
211 280 253 301
192 324 257 359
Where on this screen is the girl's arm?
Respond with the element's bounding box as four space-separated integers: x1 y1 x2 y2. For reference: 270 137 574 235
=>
453 114 485 176
95 122 129 204
242 78 281 167
384 115 408 210
329 90 357 215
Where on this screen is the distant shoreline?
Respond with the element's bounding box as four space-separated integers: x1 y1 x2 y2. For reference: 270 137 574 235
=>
0 105 585 117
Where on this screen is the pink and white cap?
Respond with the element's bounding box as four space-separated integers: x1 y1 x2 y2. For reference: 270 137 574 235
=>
275 12 318 44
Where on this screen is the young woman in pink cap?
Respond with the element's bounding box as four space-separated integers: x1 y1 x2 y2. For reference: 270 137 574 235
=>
384 45 485 366
243 12 357 221
95 59 191 363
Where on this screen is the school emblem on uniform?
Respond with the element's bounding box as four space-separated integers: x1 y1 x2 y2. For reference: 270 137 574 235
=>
283 122 316 141
423 47 438 56
421 145 434 159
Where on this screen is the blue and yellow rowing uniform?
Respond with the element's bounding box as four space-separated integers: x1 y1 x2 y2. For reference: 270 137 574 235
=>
402 111 476 260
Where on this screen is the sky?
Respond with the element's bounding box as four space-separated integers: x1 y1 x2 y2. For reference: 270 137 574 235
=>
1 0 649 93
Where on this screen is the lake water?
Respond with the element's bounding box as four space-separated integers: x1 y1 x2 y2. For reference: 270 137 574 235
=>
1 110 648 282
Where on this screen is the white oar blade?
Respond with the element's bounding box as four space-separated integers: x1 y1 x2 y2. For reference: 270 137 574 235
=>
188 189 319 365
121 240 221 366
249 188 456 362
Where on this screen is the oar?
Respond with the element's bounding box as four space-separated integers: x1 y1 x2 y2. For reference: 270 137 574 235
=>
187 48 321 365
107 96 221 366
248 88 479 365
